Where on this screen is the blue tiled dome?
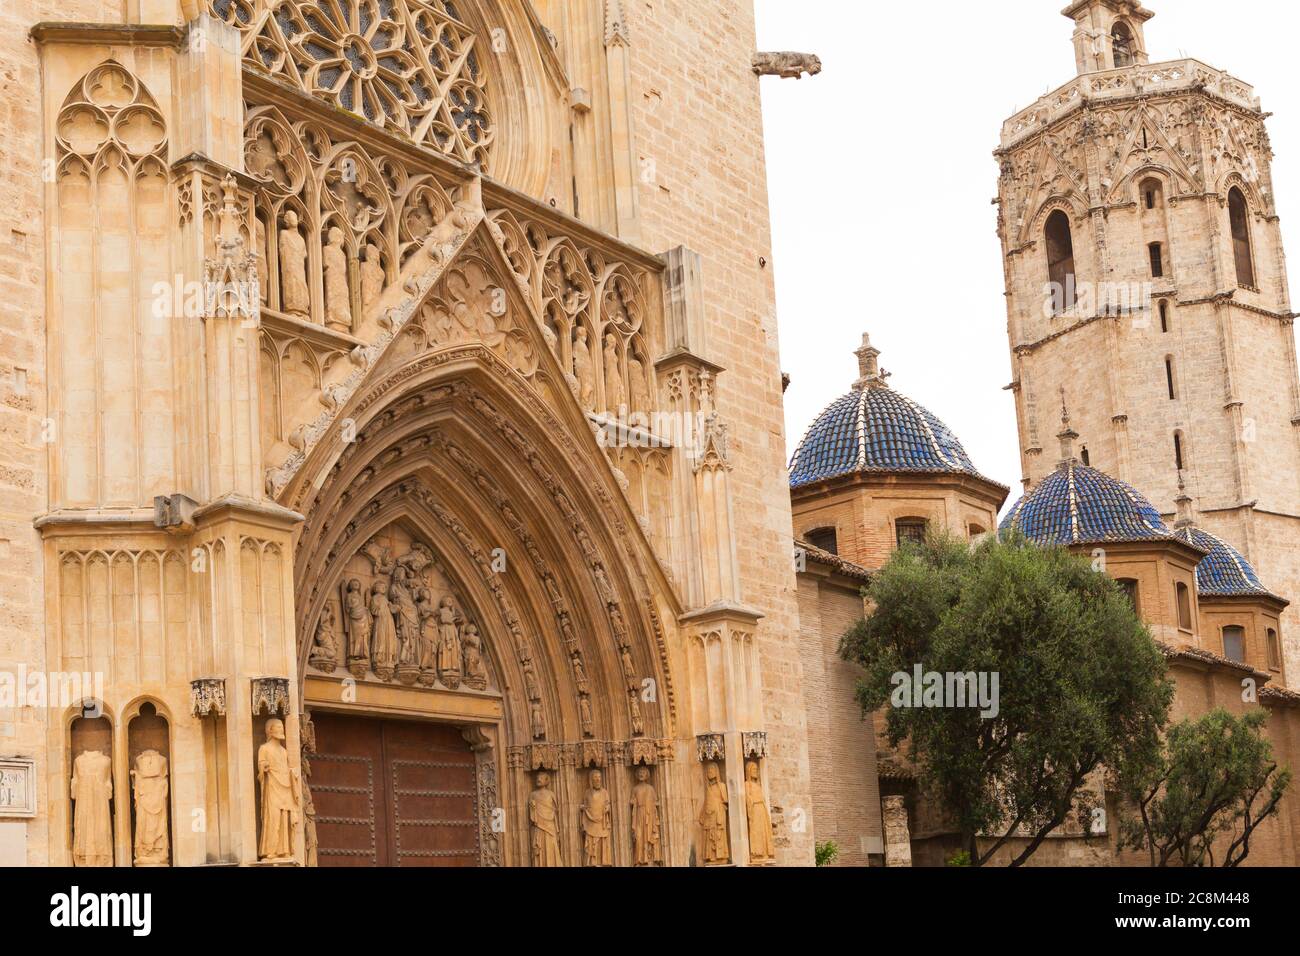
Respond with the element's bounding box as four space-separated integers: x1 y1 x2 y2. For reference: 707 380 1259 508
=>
1174 526 1276 598
789 385 988 489
999 461 1175 546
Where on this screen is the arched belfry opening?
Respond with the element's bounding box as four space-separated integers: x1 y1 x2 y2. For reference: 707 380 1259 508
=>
284 350 682 867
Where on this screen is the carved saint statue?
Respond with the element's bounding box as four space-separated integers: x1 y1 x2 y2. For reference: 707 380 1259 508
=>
630 765 662 866
744 760 774 863
628 354 651 413
580 769 613 866
699 761 730 864
572 326 596 411
530 699 546 739
278 209 309 316
521 655 542 701
131 749 170 866
571 653 590 696
462 622 488 690
390 566 421 682
416 587 438 685
342 578 371 676
527 771 562 867
322 225 351 332
360 241 385 311
436 596 463 689
257 718 300 861
71 748 113 867
578 694 595 738
369 579 398 681
309 602 338 672
603 333 624 412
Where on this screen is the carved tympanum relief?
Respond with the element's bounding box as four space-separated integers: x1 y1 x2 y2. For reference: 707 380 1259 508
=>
312 522 495 692
214 0 493 169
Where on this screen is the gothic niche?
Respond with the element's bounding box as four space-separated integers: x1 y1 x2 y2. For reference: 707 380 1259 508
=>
69 713 114 867
127 702 172 867
317 523 494 692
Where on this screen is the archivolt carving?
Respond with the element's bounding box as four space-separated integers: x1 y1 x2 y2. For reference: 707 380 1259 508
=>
214 0 493 169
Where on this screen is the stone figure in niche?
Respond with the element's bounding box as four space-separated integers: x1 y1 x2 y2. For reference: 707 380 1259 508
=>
580 769 613 866
462 622 488 690
278 209 310 316
369 579 398 681
322 225 351 332
528 771 562 867
619 643 636 688
437 596 463 689
390 566 421 683
255 217 269 304
342 578 371 678
603 334 624 412
529 699 546 739
627 688 645 736
572 326 596 411
521 656 541 701
360 241 385 312
594 565 617 607
578 694 595 738
571 653 590 696
699 761 730 864
630 765 662 866
416 588 438 686
131 749 170 866
744 760 774 863
309 602 338 672
257 718 300 861
628 353 650 414
71 748 113 867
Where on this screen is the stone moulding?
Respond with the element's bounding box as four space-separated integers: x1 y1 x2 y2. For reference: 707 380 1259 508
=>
190 678 228 718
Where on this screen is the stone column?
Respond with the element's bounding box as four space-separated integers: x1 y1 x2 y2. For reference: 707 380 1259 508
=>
882 795 912 867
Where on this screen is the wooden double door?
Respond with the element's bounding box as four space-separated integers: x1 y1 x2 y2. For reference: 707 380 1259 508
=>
311 713 480 867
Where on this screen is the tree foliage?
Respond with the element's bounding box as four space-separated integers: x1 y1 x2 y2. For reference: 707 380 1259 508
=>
840 533 1173 866
1115 707 1292 867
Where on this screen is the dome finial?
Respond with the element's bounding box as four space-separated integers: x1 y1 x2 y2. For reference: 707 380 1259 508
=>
854 332 889 389
1174 470 1196 529
1057 388 1079 467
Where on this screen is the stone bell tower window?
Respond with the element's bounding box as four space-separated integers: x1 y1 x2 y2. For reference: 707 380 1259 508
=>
1112 22 1135 68
1148 242 1164 278
1045 210 1076 313
1228 187 1257 289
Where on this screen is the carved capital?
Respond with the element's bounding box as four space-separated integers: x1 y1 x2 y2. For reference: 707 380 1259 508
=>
626 738 659 766
251 677 291 717
190 678 227 718
574 740 608 768
528 742 561 771
742 731 768 759
696 732 725 762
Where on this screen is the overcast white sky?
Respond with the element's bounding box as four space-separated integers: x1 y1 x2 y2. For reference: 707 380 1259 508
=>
756 0 1300 504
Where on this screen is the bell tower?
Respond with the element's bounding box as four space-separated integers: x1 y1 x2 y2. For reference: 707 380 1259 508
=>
996 3 1300 684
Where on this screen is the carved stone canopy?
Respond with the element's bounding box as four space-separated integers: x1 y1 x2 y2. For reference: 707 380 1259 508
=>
696 732 725 762
190 678 227 718
251 677 291 717
575 740 608 768
626 738 659 766
528 742 562 772
742 731 768 760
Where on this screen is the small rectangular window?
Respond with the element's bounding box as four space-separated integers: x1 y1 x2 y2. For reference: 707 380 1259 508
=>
1149 243 1164 278
895 519 928 549
1222 625 1246 663
1165 358 1176 400
1176 582 1193 631
1267 628 1281 670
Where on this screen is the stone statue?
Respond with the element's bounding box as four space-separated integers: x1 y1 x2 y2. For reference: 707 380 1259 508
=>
390 566 421 683
529 698 546 739
436 595 463 689
699 761 729 864
751 51 822 79
342 578 371 677
71 748 113 867
630 765 662 866
255 217 269 304
369 579 398 681
521 655 541 700
462 622 488 690
603 333 624 412
131 749 170 866
309 602 338 672
416 587 437 685
744 760 774 863
278 209 309 316
571 653 590 696
322 225 351 332
257 718 300 861
572 326 596 411
360 241 385 312
628 354 651 413
580 769 613 866
578 694 595 738
527 771 562 867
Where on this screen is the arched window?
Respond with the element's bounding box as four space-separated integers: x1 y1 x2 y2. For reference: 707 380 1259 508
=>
1140 177 1163 210
806 527 838 555
968 523 987 541
1165 356 1177 400
1222 625 1246 663
895 518 928 549
1045 210 1076 314
1117 578 1140 614
1175 581 1193 631
1267 628 1282 670
1148 242 1164 278
1174 430 1185 471
1112 22 1134 67
1228 187 1256 289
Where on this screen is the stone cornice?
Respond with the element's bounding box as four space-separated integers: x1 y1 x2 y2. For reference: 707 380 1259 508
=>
678 601 764 629
29 22 185 47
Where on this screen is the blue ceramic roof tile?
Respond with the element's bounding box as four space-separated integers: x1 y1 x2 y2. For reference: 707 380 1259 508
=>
999 462 1174 545
789 386 990 488
1174 526 1276 598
